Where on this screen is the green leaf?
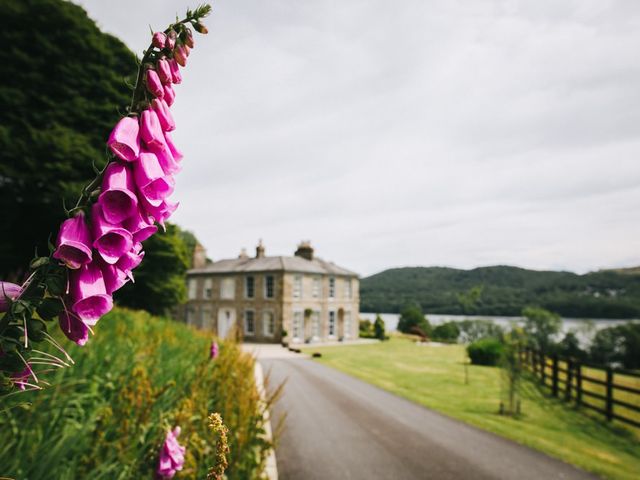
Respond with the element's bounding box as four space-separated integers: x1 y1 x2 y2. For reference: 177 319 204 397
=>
30 256 49 269
37 297 64 321
27 318 47 342
45 274 66 297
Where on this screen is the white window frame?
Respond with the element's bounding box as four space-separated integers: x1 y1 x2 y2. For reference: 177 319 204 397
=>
204 278 213 299
245 275 255 299
264 275 275 299
201 307 212 328
293 275 303 299
221 277 235 300
311 311 321 340
188 278 197 300
312 276 321 298
344 311 352 339
186 307 196 325
244 309 255 336
345 278 352 299
328 310 336 338
328 277 336 299
263 310 275 337
292 310 303 342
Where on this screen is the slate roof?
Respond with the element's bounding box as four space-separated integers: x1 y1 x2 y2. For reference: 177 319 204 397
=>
188 255 358 277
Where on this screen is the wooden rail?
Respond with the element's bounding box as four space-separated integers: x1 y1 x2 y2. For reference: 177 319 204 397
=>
521 348 640 429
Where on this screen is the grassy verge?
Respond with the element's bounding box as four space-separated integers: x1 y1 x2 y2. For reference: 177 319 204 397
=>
0 308 272 479
303 337 640 480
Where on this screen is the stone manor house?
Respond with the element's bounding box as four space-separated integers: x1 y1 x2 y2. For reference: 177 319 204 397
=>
183 241 360 343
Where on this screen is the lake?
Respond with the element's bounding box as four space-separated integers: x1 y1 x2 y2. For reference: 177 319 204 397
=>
360 312 640 344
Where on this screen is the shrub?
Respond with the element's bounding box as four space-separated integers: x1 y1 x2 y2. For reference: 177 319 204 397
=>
373 315 387 341
432 321 460 342
359 319 374 338
467 338 505 366
397 304 431 336
0 308 276 479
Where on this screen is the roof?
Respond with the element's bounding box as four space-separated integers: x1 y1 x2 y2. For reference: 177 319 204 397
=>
188 255 358 277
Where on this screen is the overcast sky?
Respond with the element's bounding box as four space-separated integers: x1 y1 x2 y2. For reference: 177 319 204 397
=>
75 0 640 276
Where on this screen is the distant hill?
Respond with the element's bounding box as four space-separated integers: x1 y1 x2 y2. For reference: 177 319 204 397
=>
360 266 640 319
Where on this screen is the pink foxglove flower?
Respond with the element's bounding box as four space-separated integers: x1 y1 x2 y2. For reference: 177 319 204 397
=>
59 310 89 346
134 150 174 205
98 256 130 294
169 59 182 84
0 282 22 313
142 197 179 228
174 45 188 67
152 98 176 132
156 139 181 175
12 364 34 391
164 132 183 162
163 84 176 106
157 427 186 479
117 249 145 282
140 109 166 152
166 30 177 50
157 58 172 85
107 116 140 161
124 206 158 243
53 212 93 269
68 261 113 324
146 69 164 98
91 203 133 265
152 31 167 49
210 341 219 359
98 162 138 224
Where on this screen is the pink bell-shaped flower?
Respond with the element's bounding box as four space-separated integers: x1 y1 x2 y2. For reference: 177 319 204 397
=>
107 116 140 162
0 282 22 313
166 30 177 50
98 257 130 294
210 341 219 360
157 427 186 479
59 310 89 346
157 58 172 85
152 98 176 132
145 69 164 98
124 205 158 243
169 59 182 84
163 84 176 106
134 150 174 205
98 162 138 224
152 31 167 49
140 109 166 152
68 261 113 324
91 203 133 265
142 196 179 228
53 212 93 269
174 45 188 67
164 132 183 162
117 249 145 282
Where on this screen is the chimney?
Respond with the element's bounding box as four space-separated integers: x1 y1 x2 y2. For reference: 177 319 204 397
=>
192 242 207 268
239 247 249 259
294 241 314 261
256 239 265 258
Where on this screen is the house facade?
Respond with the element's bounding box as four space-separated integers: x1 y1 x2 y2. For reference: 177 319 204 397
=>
183 241 359 343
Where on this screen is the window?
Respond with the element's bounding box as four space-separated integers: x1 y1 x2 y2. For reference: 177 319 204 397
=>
245 276 255 299
201 307 212 328
312 276 321 298
221 277 235 299
293 275 302 299
186 307 196 325
204 278 213 299
328 310 336 337
311 311 320 339
265 275 275 298
188 278 197 300
244 310 255 335
344 311 352 338
263 311 275 336
345 278 352 299
292 310 303 341
328 277 336 299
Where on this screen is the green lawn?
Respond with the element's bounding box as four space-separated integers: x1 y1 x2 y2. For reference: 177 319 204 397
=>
303 337 640 480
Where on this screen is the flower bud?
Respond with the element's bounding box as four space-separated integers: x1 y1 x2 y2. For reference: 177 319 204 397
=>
163 84 176 106
169 59 182 84
174 45 188 67
157 58 172 85
166 30 177 50
194 22 208 34
145 69 164 98
152 31 167 49
184 28 195 48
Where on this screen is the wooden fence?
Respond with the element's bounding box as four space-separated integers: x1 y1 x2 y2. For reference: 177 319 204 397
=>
521 348 640 429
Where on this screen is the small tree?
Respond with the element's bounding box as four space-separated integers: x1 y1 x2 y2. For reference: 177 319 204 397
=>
373 314 386 341
500 328 525 416
397 304 431 336
522 306 561 353
432 321 460 342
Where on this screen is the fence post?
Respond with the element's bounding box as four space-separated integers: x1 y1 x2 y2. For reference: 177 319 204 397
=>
606 367 614 422
576 362 582 407
540 351 546 385
565 358 573 401
552 354 559 397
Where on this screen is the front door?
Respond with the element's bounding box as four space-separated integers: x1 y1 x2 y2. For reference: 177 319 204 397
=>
217 308 236 339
